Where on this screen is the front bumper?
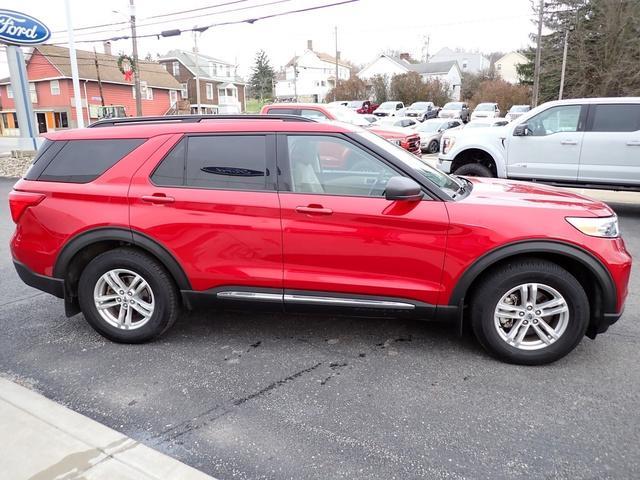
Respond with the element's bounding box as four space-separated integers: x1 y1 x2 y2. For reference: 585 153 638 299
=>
437 158 452 173
14 260 64 298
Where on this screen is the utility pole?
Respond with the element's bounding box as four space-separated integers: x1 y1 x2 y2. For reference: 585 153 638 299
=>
64 0 85 128
129 0 143 116
558 28 570 100
193 30 201 114
93 48 105 107
532 0 544 107
334 26 339 95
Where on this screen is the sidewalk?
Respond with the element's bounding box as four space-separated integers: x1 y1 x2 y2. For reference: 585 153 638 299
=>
0 377 216 480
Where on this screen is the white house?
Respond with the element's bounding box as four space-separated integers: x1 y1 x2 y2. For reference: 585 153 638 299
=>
495 52 528 84
357 54 462 100
275 41 351 102
429 47 490 74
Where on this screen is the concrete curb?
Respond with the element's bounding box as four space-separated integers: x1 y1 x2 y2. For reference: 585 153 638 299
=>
0 377 216 479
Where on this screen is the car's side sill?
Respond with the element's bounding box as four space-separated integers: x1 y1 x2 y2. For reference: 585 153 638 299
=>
282 294 415 309
216 291 283 302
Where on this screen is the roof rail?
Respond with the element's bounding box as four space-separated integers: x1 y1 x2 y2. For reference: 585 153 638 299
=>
87 114 316 128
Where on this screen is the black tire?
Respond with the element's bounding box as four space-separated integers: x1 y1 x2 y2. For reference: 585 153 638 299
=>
470 259 589 365
78 247 179 343
454 163 493 177
427 140 439 154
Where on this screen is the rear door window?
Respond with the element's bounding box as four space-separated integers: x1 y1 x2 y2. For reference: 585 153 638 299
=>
265 108 299 116
589 104 640 132
33 139 144 183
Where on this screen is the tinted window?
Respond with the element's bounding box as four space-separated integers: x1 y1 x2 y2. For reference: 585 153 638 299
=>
151 138 186 186
185 135 268 190
37 139 144 183
24 139 65 180
590 104 640 132
266 108 298 116
300 109 328 120
524 105 581 136
287 135 397 197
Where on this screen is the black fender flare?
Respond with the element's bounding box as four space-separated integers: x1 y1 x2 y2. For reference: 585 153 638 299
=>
53 227 191 290
448 240 617 314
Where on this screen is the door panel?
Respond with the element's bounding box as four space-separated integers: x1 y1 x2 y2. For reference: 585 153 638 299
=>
579 104 640 185
129 134 282 292
506 105 584 180
279 194 449 305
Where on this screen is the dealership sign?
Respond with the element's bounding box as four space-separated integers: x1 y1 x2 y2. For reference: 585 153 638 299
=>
0 9 51 45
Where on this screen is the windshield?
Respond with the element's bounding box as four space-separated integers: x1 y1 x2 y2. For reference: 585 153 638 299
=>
379 102 398 109
475 103 495 111
410 102 430 109
443 102 463 110
355 130 462 197
416 121 444 133
510 105 530 112
347 101 363 108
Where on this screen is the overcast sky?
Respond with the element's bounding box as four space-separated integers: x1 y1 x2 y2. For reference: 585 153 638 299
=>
1 0 536 78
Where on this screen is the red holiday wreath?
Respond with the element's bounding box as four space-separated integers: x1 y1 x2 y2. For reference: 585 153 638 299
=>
117 54 136 82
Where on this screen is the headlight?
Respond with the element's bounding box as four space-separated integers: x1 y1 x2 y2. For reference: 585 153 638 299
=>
442 136 456 154
566 216 619 238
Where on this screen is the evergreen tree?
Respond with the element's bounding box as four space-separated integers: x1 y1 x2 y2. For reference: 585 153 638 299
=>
249 50 275 101
523 0 640 102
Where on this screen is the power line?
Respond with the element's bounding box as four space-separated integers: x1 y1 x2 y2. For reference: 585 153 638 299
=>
51 0 361 45
50 0 297 41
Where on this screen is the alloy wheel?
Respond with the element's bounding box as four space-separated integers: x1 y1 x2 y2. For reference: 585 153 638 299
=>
493 283 569 351
93 268 155 330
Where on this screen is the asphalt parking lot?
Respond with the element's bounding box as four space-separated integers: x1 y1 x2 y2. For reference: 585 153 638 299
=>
1 176 639 479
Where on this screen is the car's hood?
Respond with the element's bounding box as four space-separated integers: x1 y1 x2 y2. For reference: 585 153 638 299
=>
462 177 614 216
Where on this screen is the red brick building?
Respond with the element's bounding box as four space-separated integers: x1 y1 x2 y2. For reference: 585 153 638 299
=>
0 44 181 135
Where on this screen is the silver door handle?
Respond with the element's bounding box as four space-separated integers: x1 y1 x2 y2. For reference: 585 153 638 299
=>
627 140 640 146
561 140 578 145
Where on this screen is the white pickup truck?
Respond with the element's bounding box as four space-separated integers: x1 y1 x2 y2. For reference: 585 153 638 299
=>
438 97 640 190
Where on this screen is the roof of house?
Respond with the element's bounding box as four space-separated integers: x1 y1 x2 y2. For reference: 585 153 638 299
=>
159 49 245 84
285 50 350 69
407 60 459 75
25 45 181 89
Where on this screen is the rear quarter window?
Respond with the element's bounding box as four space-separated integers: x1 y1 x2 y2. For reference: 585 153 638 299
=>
26 139 144 183
589 104 640 132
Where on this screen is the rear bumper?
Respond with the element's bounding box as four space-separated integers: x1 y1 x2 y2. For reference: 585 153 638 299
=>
13 260 64 299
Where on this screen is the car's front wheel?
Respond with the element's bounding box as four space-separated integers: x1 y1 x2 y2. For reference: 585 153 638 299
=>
78 248 179 343
470 259 589 365
427 140 439 154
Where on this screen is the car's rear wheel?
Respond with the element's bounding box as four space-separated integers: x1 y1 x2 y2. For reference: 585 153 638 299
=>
427 140 439 154
78 248 179 343
454 163 493 177
470 259 589 365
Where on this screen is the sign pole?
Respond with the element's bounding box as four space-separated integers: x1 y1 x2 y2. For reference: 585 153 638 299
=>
5 46 37 151
63 0 85 128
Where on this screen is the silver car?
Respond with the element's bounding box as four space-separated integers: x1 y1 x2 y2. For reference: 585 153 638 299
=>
505 104 531 122
415 118 462 153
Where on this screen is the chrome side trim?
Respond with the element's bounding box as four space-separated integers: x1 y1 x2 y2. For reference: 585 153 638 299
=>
283 294 415 309
216 291 283 302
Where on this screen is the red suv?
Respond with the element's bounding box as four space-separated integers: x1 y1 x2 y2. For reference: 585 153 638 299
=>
9 115 631 365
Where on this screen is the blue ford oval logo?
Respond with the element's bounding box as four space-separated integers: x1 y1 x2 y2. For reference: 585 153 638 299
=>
0 9 51 45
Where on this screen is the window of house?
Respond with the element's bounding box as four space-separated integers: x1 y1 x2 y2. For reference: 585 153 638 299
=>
12 113 18 128
169 90 178 105
286 135 397 196
497 64 502 71
172 61 180 76
7 85 13 98
180 83 188 99
1 113 8 129
226 66 231 77
462 60 468 69
50 80 60 96
208 61 215 77
589 104 640 132
217 64 224 76
152 136 269 191
29 83 37 103
54 112 69 129
206 83 213 100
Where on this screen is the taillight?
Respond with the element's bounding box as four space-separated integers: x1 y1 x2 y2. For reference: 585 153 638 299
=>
8 191 45 223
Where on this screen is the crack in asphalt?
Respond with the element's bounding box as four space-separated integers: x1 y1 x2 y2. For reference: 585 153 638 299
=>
148 362 323 445
0 291 45 308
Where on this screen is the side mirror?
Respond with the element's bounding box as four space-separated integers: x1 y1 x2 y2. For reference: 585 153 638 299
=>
513 123 529 136
385 176 424 201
